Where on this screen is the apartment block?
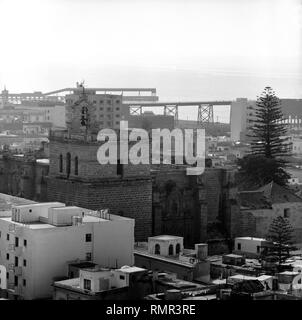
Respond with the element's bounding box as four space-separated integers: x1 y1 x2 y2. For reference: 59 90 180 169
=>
0 202 134 300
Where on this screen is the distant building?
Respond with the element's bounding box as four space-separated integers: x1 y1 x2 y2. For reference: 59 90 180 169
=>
65 84 129 130
0 202 134 300
230 98 302 142
134 235 210 283
234 237 273 258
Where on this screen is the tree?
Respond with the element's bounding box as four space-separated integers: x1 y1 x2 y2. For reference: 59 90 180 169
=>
238 155 290 187
238 87 291 186
266 216 295 268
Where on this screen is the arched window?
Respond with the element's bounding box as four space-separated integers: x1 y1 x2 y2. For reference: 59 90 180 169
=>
59 154 63 173
74 156 79 175
169 244 174 256
155 244 160 255
66 152 71 178
176 243 181 254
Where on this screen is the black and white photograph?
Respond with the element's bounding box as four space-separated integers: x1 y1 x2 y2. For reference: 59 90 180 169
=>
0 0 301 314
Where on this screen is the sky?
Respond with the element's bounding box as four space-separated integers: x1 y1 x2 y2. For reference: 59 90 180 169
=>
0 0 301 122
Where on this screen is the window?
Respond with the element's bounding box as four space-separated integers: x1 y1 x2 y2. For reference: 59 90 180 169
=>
59 154 63 173
86 252 92 261
100 114 104 118
284 208 290 218
176 243 181 254
119 275 125 280
23 279 26 287
6 253 9 261
237 243 241 250
100 100 104 104
15 257 18 267
116 100 120 104
15 237 19 247
83 279 91 290
23 239 27 247
155 244 160 255
85 234 92 242
257 246 260 253
6 272 9 279
74 156 79 176
93 100 97 104
0 231 1 238
14 276 18 286
115 114 120 118
169 244 174 256
117 160 123 176
23 259 27 267
66 152 71 178
107 100 111 105
6 234 9 241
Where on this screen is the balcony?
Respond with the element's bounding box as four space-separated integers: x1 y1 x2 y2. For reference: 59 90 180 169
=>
14 266 23 276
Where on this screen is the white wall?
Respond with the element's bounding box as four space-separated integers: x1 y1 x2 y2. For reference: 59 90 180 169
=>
235 238 264 254
93 219 134 268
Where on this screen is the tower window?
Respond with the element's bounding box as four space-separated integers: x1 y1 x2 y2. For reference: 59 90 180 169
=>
117 160 123 176
74 156 79 176
66 152 71 178
169 244 174 256
59 154 63 173
155 244 160 255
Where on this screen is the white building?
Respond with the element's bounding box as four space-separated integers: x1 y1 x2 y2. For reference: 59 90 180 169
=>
135 235 210 283
0 202 134 300
234 237 271 257
230 98 256 142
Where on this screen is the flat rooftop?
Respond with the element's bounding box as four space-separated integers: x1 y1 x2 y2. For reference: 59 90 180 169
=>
0 214 110 230
236 237 267 242
224 254 244 258
148 235 183 241
134 249 196 268
116 266 146 273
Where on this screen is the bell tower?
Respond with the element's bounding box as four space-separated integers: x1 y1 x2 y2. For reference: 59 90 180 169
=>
47 83 152 241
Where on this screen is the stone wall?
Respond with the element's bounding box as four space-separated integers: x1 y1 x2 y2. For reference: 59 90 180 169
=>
0 154 49 201
46 176 152 241
229 202 302 245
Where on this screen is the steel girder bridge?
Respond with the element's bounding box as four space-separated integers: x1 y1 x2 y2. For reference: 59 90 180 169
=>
2 88 159 104
127 101 232 125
